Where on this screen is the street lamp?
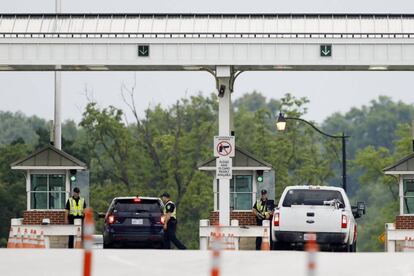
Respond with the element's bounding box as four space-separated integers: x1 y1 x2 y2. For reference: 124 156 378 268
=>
276 113 350 193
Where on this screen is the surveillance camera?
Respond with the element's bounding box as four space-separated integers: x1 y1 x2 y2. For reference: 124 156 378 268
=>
218 85 226 97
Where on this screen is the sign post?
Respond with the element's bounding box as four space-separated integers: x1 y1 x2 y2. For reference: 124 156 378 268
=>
215 67 233 226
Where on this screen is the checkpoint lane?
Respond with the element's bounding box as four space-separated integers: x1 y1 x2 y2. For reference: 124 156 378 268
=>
1 250 414 276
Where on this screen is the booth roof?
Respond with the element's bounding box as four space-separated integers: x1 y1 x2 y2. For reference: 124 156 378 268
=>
198 147 272 171
383 151 414 175
11 145 87 170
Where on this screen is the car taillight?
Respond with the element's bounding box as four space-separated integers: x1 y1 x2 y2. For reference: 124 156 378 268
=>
160 215 165 224
274 213 280 227
341 215 348 229
108 215 115 224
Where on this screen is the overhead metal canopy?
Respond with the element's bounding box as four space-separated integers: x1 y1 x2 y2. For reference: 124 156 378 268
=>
1 14 414 36
1 13 414 71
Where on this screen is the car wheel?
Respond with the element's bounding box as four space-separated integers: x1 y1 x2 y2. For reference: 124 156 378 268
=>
153 241 164 249
333 244 347 252
103 242 114 249
272 241 289 251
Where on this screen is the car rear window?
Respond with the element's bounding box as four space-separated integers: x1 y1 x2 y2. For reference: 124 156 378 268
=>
282 189 344 207
113 199 162 213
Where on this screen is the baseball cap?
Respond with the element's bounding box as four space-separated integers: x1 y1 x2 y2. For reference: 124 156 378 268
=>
160 192 170 198
261 189 267 195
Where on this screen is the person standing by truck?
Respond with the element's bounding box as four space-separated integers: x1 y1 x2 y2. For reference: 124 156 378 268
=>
252 189 274 250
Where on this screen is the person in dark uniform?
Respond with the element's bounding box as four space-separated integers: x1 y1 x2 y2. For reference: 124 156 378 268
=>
160 192 187 250
252 189 274 250
65 187 86 248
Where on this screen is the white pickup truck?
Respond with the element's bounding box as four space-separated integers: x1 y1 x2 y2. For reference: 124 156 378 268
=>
272 185 365 252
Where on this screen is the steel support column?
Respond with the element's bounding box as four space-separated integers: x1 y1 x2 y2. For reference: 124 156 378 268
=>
216 66 233 226
54 68 62 150
53 0 62 150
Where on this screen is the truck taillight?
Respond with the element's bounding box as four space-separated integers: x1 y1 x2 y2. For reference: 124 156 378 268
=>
274 213 280 227
108 215 115 224
341 215 348 228
354 224 357 242
160 215 165 224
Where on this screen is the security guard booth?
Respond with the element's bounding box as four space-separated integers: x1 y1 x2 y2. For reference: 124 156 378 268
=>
198 147 274 250
10 145 88 248
199 147 274 225
383 151 414 252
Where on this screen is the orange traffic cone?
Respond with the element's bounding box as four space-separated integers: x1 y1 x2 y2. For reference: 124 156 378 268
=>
15 228 23 248
22 229 29 248
74 227 82 249
28 229 35 248
7 227 15 248
226 234 235 250
83 208 95 276
38 231 46 249
32 230 39 248
261 228 270 251
210 225 222 276
305 233 319 276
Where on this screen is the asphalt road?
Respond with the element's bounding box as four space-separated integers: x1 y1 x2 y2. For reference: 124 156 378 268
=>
1 249 414 276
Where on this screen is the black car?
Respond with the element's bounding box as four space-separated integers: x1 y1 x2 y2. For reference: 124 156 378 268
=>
102 196 165 249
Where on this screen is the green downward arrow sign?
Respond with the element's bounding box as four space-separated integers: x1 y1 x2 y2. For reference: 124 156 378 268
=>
138 45 149 57
320 45 332 57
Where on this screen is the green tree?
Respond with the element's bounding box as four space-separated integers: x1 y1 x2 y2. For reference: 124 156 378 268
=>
353 123 412 251
0 141 31 246
235 93 338 197
79 94 218 248
80 103 139 191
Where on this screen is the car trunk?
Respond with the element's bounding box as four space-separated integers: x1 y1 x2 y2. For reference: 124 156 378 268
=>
110 199 163 233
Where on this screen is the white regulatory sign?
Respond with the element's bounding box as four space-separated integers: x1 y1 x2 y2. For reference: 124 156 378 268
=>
214 136 235 157
216 157 232 179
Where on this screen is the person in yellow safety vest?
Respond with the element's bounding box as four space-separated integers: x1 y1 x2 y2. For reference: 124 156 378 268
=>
160 192 187 250
252 189 274 250
65 187 86 248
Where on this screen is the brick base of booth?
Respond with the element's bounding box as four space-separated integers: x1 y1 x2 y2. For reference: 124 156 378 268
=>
395 215 414 229
210 211 257 226
23 210 66 225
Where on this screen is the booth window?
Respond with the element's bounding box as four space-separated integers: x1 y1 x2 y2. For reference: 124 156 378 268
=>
30 174 66 210
230 175 253 210
215 175 253 211
403 179 414 214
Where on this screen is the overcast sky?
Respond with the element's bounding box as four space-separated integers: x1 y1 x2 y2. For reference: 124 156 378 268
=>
1 0 414 123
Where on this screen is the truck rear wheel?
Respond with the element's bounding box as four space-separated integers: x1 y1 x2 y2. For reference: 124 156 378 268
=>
343 242 356 253
350 242 357 252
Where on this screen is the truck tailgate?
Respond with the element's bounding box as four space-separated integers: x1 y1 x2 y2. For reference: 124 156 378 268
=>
279 205 343 233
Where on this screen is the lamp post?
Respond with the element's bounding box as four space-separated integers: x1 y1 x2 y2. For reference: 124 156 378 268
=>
276 113 350 193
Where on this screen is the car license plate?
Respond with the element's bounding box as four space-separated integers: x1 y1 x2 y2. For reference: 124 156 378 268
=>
303 233 317 241
131 219 143 225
